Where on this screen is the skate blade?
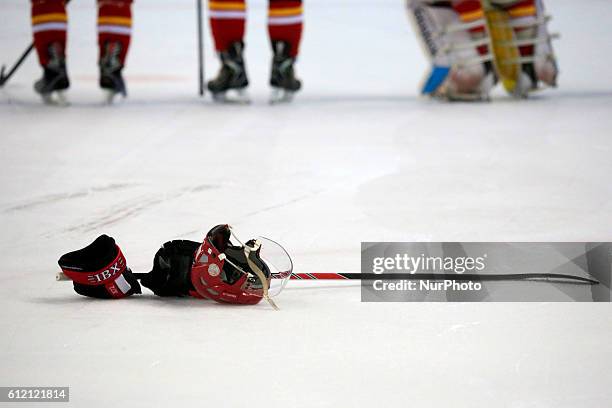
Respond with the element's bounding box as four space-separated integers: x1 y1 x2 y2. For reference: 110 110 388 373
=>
269 88 295 105
41 90 70 106
211 89 251 105
103 89 127 105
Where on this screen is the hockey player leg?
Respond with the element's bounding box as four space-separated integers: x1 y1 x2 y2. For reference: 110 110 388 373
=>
407 0 495 101
268 0 303 104
486 0 558 97
207 0 250 103
97 0 133 103
31 0 70 105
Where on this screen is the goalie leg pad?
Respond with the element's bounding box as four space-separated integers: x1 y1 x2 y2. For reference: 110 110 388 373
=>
58 235 141 299
487 0 558 96
408 0 495 100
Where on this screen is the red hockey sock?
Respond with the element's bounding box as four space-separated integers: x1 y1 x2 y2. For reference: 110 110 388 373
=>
503 0 537 56
268 0 303 57
97 0 132 66
31 0 68 67
452 0 488 56
209 0 247 52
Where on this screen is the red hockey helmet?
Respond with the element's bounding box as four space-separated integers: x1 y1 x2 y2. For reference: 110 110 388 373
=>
191 225 293 309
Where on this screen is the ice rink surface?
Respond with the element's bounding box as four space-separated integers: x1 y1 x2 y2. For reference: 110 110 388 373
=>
1 0 612 406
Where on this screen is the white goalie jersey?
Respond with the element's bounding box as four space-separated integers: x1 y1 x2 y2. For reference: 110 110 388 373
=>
407 0 558 100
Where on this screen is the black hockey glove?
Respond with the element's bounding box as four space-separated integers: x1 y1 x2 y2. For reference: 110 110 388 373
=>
140 240 201 297
58 235 141 299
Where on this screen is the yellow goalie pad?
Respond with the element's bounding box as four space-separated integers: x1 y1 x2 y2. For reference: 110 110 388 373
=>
480 0 521 94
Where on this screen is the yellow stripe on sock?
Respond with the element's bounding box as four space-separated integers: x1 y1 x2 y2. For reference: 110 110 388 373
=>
268 7 303 17
32 13 67 25
508 5 536 18
459 9 484 22
209 2 246 11
97 16 132 26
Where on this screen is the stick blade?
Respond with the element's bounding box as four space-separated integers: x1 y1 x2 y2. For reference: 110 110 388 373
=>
0 65 7 86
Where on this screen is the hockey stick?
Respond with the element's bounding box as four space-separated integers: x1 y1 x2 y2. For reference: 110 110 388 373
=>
0 44 35 87
273 272 599 284
196 0 205 96
56 271 599 285
0 0 72 88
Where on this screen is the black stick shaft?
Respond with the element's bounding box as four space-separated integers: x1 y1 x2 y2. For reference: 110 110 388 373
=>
0 45 34 87
332 272 599 285
196 0 205 96
131 272 598 285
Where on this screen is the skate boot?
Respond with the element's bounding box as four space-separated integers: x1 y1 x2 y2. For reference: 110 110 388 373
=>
207 41 249 103
99 41 127 104
269 41 301 104
34 42 70 105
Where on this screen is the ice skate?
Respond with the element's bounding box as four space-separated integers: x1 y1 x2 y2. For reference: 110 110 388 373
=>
34 42 70 106
269 41 301 104
208 41 250 104
99 41 127 104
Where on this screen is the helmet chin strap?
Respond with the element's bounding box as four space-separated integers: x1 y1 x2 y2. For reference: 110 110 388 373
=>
244 241 279 311
227 227 278 310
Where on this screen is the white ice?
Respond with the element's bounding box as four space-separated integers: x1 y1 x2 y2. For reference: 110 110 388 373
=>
1 0 612 406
